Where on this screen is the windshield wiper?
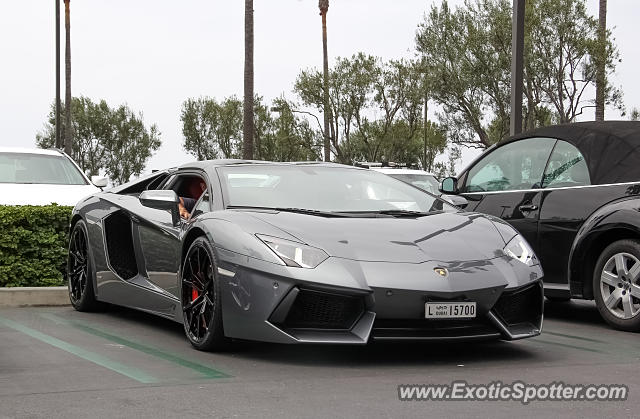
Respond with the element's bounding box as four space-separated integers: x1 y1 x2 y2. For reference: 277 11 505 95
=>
339 209 434 217
227 206 351 217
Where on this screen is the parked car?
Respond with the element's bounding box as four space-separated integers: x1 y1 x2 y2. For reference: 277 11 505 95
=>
439 121 640 331
371 167 441 195
0 147 107 206
357 163 468 207
68 160 543 351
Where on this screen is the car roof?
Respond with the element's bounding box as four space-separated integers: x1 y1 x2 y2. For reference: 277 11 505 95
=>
497 121 640 185
179 159 357 170
372 168 437 176
0 147 64 156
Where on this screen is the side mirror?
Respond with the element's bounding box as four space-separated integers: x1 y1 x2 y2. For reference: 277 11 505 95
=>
91 175 109 188
439 177 459 194
139 190 180 226
441 194 468 209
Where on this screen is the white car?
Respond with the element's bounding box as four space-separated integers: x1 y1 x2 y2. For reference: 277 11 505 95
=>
371 167 441 195
370 167 468 207
0 147 107 206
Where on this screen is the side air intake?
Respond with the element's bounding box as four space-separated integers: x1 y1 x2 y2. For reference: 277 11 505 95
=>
104 211 138 280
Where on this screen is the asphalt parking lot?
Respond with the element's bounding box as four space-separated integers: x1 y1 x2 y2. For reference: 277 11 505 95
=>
1 300 639 419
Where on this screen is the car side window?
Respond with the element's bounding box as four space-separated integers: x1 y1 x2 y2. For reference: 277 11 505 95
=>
463 137 556 192
190 191 211 219
542 140 590 188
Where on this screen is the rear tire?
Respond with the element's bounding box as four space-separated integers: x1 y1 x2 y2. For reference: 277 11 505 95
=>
593 239 640 332
67 220 102 311
180 237 228 351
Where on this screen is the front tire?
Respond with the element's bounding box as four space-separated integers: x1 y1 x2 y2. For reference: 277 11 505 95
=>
67 219 101 311
593 239 640 331
180 237 228 351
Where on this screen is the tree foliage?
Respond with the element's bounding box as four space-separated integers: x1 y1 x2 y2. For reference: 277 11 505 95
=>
294 54 447 168
36 96 161 185
180 96 322 162
416 0 622 149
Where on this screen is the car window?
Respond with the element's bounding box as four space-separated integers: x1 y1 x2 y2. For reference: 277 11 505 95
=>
463 137 556 192
542 140 590 188
190 191 211 219
0 152 88 185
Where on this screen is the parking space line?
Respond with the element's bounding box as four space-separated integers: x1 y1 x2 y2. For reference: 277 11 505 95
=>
535 338 604 353
40 313 230 379
543 331 606 344
0 316 158 384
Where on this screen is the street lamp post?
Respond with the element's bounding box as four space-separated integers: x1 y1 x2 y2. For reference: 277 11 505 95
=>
55 0 61 149
510 0 525 136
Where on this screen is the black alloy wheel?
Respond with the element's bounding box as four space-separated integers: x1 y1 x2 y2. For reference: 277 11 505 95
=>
68 220 101 311
181 237 227 351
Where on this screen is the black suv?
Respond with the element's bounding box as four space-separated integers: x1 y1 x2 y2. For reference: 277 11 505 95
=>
440 121 640 331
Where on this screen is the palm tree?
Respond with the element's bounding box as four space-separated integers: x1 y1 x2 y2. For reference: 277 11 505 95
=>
595 0 607 121
243 0 254 159
319 0 330 162
64 0 72 155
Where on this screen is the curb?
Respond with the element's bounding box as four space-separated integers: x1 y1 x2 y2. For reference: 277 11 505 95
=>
0 286 70 307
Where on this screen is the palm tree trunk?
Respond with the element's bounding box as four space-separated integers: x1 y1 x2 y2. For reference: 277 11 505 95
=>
243 0 254 159
319 0 331 162
64 0 72 155
595 0 607 121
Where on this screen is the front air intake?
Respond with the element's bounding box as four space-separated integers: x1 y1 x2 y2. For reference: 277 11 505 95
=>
282 289 365 330
492 282 542 326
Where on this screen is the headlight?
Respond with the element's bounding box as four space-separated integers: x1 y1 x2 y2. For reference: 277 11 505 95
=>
256 234 329 268
503 234 539 266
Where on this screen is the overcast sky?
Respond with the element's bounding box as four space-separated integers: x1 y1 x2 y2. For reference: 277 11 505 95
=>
1 0 638 174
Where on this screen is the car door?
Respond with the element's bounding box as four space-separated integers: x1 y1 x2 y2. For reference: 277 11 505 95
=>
458 137 557 253
136 170 211 299
536 140 594 288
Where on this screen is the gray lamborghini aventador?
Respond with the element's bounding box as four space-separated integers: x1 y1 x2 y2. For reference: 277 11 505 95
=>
67 160 543 351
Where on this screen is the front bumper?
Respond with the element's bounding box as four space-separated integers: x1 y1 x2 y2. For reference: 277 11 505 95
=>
266 281 542 343
216 248 543 344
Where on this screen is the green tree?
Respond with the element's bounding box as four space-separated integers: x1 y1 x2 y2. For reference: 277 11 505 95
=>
295 52 378 163
181 96 321 162
180 96 243 160
102 105 162 185
262 98 323 162
415 0 622 149
36 96 161 185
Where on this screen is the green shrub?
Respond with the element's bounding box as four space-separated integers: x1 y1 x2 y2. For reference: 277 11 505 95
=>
0 205 72 287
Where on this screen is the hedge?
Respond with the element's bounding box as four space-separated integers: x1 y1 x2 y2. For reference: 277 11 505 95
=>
0 205 73 287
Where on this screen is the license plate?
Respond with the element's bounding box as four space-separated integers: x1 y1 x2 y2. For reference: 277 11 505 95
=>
425 302 476 319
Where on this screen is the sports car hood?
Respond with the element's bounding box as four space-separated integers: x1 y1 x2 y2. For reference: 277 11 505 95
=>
243 210 508 264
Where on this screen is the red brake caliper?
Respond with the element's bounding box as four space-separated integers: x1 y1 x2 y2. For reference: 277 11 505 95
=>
191 287 199 301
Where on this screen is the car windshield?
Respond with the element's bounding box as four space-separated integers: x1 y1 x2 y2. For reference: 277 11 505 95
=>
387 173 440 195
219 165 456 214
0 153 88 185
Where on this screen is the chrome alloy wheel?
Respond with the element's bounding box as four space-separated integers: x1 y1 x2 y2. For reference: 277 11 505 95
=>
599 252 640 319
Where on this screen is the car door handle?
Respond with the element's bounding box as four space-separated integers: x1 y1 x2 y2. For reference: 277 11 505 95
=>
518 204 538 212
